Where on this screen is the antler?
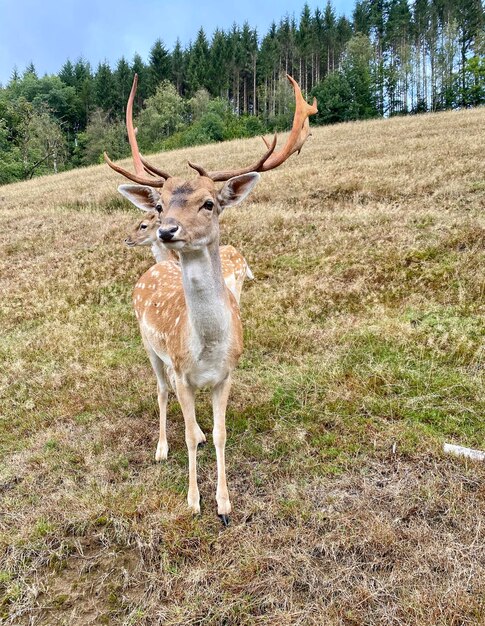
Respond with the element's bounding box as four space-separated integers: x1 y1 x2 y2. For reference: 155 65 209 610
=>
189 74 318 182
104 74 170 187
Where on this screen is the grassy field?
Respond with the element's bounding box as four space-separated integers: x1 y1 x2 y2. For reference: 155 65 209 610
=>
0 107 484 625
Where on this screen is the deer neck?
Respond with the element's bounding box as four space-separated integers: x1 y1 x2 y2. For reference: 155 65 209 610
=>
151 240 179 264
178 238 230 348
151 240 167 263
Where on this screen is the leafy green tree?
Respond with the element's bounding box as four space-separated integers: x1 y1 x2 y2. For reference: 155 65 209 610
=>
312 72 353 123
0 119 23 183
137 81 186 150
342 34 378 119
75 108 128 165
24 105 67 176
189 88 211 120
461 54 485 105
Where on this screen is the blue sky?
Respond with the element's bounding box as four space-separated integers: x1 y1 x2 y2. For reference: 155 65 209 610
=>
0 0 354 85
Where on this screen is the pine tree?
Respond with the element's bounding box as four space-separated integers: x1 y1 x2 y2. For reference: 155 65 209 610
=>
131 53 148 112
386 0 412 114
455 0 484 104
240 23 258 114
296 3 313 92
278 15 295 75
148 39 171 95
171 39 185 95
258 23 281 117
59 60 75 87
73 60 93 128
115 56 132 117
24 63 37 78
413 0 430 111
228 24 244 113
323 1 337 75
312 8 325 84
353 1 372 35
94 63 117 116
187 28 210 95
9 67 20 84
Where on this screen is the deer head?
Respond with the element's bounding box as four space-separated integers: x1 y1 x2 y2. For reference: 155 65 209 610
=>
119 174 259 252
124 209 161 248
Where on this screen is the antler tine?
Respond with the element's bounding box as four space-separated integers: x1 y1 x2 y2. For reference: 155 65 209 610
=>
188 162 209 177
104 74 171 187
261 136 272 149
193 75 317 182
143 165 156 177
104 152 167 187
140 155 172 179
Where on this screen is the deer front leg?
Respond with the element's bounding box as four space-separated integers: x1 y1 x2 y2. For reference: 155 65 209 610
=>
155 384 169 461
145 344 169 461
175 379 201 514
212 375 232 525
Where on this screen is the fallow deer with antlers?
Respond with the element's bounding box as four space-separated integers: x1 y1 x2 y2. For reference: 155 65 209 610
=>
105 74 317 524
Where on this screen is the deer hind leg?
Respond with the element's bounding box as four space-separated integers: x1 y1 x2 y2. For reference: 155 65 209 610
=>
167 366 206 446
212 375 232 525
174 378 201 514
145 346 170 461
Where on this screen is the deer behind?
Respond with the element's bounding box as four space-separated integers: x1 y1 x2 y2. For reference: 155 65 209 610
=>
124 209 253 303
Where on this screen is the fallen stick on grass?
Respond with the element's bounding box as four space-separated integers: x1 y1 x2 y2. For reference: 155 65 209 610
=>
443 443 485 461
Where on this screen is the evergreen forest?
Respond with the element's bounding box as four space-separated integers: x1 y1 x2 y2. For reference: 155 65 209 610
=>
0 0 483 184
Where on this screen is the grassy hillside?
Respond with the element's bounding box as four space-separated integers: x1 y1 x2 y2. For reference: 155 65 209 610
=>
1 108 484 625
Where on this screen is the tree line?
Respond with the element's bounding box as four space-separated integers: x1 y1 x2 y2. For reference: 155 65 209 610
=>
0 0 483 184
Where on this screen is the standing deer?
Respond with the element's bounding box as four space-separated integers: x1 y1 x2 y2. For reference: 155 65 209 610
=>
105 74 317 524
124 210 254 304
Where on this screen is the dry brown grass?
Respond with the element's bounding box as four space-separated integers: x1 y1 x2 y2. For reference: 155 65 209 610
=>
1 107 484 625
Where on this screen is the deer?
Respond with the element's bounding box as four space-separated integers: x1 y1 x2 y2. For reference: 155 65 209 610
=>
105 73 317 524
124 209 254 304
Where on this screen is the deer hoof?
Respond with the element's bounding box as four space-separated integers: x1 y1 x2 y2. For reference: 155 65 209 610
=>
155 441 168 461
218 514 230 527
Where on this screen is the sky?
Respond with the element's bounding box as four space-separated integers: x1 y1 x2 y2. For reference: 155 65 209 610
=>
0 0 354 85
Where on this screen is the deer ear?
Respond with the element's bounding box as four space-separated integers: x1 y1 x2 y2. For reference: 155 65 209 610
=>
217 173 260 210
118 185 161 212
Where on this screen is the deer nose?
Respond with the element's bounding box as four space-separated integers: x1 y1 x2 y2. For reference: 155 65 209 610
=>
158 224 179 241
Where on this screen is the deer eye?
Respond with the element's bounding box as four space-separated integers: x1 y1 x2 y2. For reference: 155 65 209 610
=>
140 224 148 230
155 204 163 213
202 200 214 211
